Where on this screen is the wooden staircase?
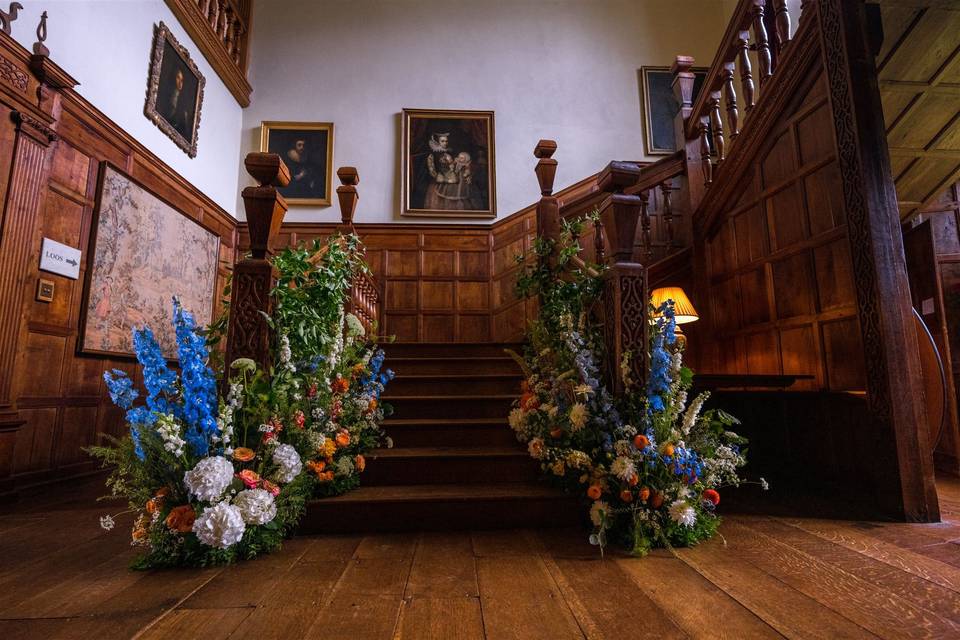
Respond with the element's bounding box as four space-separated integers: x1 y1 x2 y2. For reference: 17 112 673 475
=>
299 343 581 532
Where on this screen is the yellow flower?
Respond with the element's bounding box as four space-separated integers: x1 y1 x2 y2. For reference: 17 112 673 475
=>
569 403 588 432
550 460 566 476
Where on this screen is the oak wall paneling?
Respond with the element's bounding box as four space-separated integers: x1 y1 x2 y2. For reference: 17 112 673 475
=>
0 31 237 494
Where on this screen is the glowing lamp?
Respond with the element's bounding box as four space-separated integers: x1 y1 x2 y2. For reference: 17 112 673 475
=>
650 287 699 324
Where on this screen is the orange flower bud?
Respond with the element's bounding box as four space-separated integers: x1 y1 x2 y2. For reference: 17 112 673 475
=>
628 473 639 487
620 489 634 503
633 434 650 450
587 484 602 500
638 486 651 502
662 443 675 457
651 492 664 509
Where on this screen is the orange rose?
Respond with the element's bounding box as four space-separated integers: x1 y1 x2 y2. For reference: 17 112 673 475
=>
307 460 327 477
638 486 650 503
318 470 334 482
651 492 664 509
165 505 196 533
633 434 650 450
238 469 261 489
331 376 349 394
355 455 366 473
233 447 255 462
587 484 602 501
620 489 634 503
335 430 351 448
262 480 280 496
145 498 160 514
366 398 378 413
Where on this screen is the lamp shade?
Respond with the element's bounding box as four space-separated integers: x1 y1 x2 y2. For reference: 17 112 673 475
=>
650 287 699 324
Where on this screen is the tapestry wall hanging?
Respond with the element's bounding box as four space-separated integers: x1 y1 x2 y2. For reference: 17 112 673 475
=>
80 163 220 359
401 108 496 218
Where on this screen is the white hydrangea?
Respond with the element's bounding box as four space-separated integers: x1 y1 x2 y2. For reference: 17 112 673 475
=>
192 502 246 548
233 489 277 525
345 313 366 337
183 456 235 502
669 500 697 527
272 443 302 483
610 456 636 482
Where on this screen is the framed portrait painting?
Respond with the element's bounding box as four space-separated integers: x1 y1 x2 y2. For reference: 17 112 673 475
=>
401 109 495 218
144 21 205 158
260 122 334 206
640 66 709 155
79 163 220 359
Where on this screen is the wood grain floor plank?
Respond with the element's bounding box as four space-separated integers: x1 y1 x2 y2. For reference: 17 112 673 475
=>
336 557 412 596
304 594 402 640
395 597 485 640
354 533 419 559
179 550 306 609
260 560 346 607
470 529 541 557
723 520 960 639
405 533 478 598
226 606 323 639
137 607 252 639
676 540 879 640
618 552 785 639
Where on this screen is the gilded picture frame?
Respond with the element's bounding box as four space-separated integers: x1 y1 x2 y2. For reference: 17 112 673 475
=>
259 121 335 206
144 21 205 158
640 66 708 156
79 163 220 360
401 108 496 218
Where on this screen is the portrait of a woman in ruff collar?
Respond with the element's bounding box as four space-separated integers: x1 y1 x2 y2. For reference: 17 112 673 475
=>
401 109 495 218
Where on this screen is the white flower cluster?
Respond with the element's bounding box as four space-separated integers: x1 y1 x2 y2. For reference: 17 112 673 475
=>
156 413 186 457
279 334 295 373
335 456 354 476
215 381 243 453
702 444 746 487
272 444 302 483
233 488 277 525
669 500 697 527
183 456 234 502
193 502 245 549
681 392 708 435
345 312 366 337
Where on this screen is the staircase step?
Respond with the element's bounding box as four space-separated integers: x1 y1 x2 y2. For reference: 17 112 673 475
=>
364 446 535 485
383 395 516 419
384 342 524 358
387 356 521 376
300 482 581 532
387 374 521 396
383 418 518 447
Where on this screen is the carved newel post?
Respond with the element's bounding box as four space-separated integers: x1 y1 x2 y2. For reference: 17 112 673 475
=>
336 166 359 234
534 140 560 247
224 153 290 375
596 162 647 394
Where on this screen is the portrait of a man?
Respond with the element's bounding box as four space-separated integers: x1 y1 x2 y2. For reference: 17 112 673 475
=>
259 122 334 206
144 22 205 158
401 109 495 218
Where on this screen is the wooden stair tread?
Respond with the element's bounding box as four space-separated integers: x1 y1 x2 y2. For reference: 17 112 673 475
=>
384 417 508 426
391 373 521 380
369 446 525 459
382 394 517 400
315 482 571 504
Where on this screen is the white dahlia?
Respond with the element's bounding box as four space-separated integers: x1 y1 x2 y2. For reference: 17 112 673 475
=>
183 456 235 502
508 407 526 432
610 456 636 482
233 489 277 526
589 500 610 527
272 443 302 483
669 500 697 528
193 502 246 548
569 403 588 432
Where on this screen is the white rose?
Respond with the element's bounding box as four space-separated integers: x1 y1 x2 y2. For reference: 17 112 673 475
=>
193 502 246 548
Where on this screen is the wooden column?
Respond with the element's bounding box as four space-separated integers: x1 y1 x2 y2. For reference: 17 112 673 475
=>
224 153 290 375
0 111 57 492
816 0 939 521
596 161 646 393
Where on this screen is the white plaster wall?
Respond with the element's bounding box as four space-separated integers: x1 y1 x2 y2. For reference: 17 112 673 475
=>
240 0 730 223
11 0 243 215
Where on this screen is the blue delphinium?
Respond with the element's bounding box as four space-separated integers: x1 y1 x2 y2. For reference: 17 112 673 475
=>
645 300 677 414
361 349 393 399
103 369 146 460
133 326 178 418
172 298 219 456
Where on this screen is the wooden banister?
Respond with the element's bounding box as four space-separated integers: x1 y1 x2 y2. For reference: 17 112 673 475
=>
334 165 381 335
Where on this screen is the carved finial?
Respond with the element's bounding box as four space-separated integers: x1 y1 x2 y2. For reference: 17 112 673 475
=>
32 11 48 56
534 139 558 196
0 2 22 35
244 152 291 187
336 166 360 229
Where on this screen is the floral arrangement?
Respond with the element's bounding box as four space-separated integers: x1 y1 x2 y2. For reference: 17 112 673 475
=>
91 234 392 568
509 217 760 555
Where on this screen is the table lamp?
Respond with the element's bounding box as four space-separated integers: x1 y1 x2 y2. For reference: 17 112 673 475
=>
650 286 699 349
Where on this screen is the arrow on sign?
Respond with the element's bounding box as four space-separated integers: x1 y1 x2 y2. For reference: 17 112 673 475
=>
65 258 78 267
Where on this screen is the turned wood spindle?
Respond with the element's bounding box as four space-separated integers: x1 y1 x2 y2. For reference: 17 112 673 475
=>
660 181 674 250
737 30 755 113
722 62 739 139
208 0 220 29
709 90 725 163
699 116 712 186
773 0 791 53
639 189 652 264
753 0 773 87
534 139 561 245
225 16 235 55
594 218 605 265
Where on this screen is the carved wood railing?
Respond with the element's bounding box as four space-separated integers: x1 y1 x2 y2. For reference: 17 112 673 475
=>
680 0 809 191
533 141 689 392
165 0 252 106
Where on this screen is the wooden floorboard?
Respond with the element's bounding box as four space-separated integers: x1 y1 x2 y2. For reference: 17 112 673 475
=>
5 480 960 637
